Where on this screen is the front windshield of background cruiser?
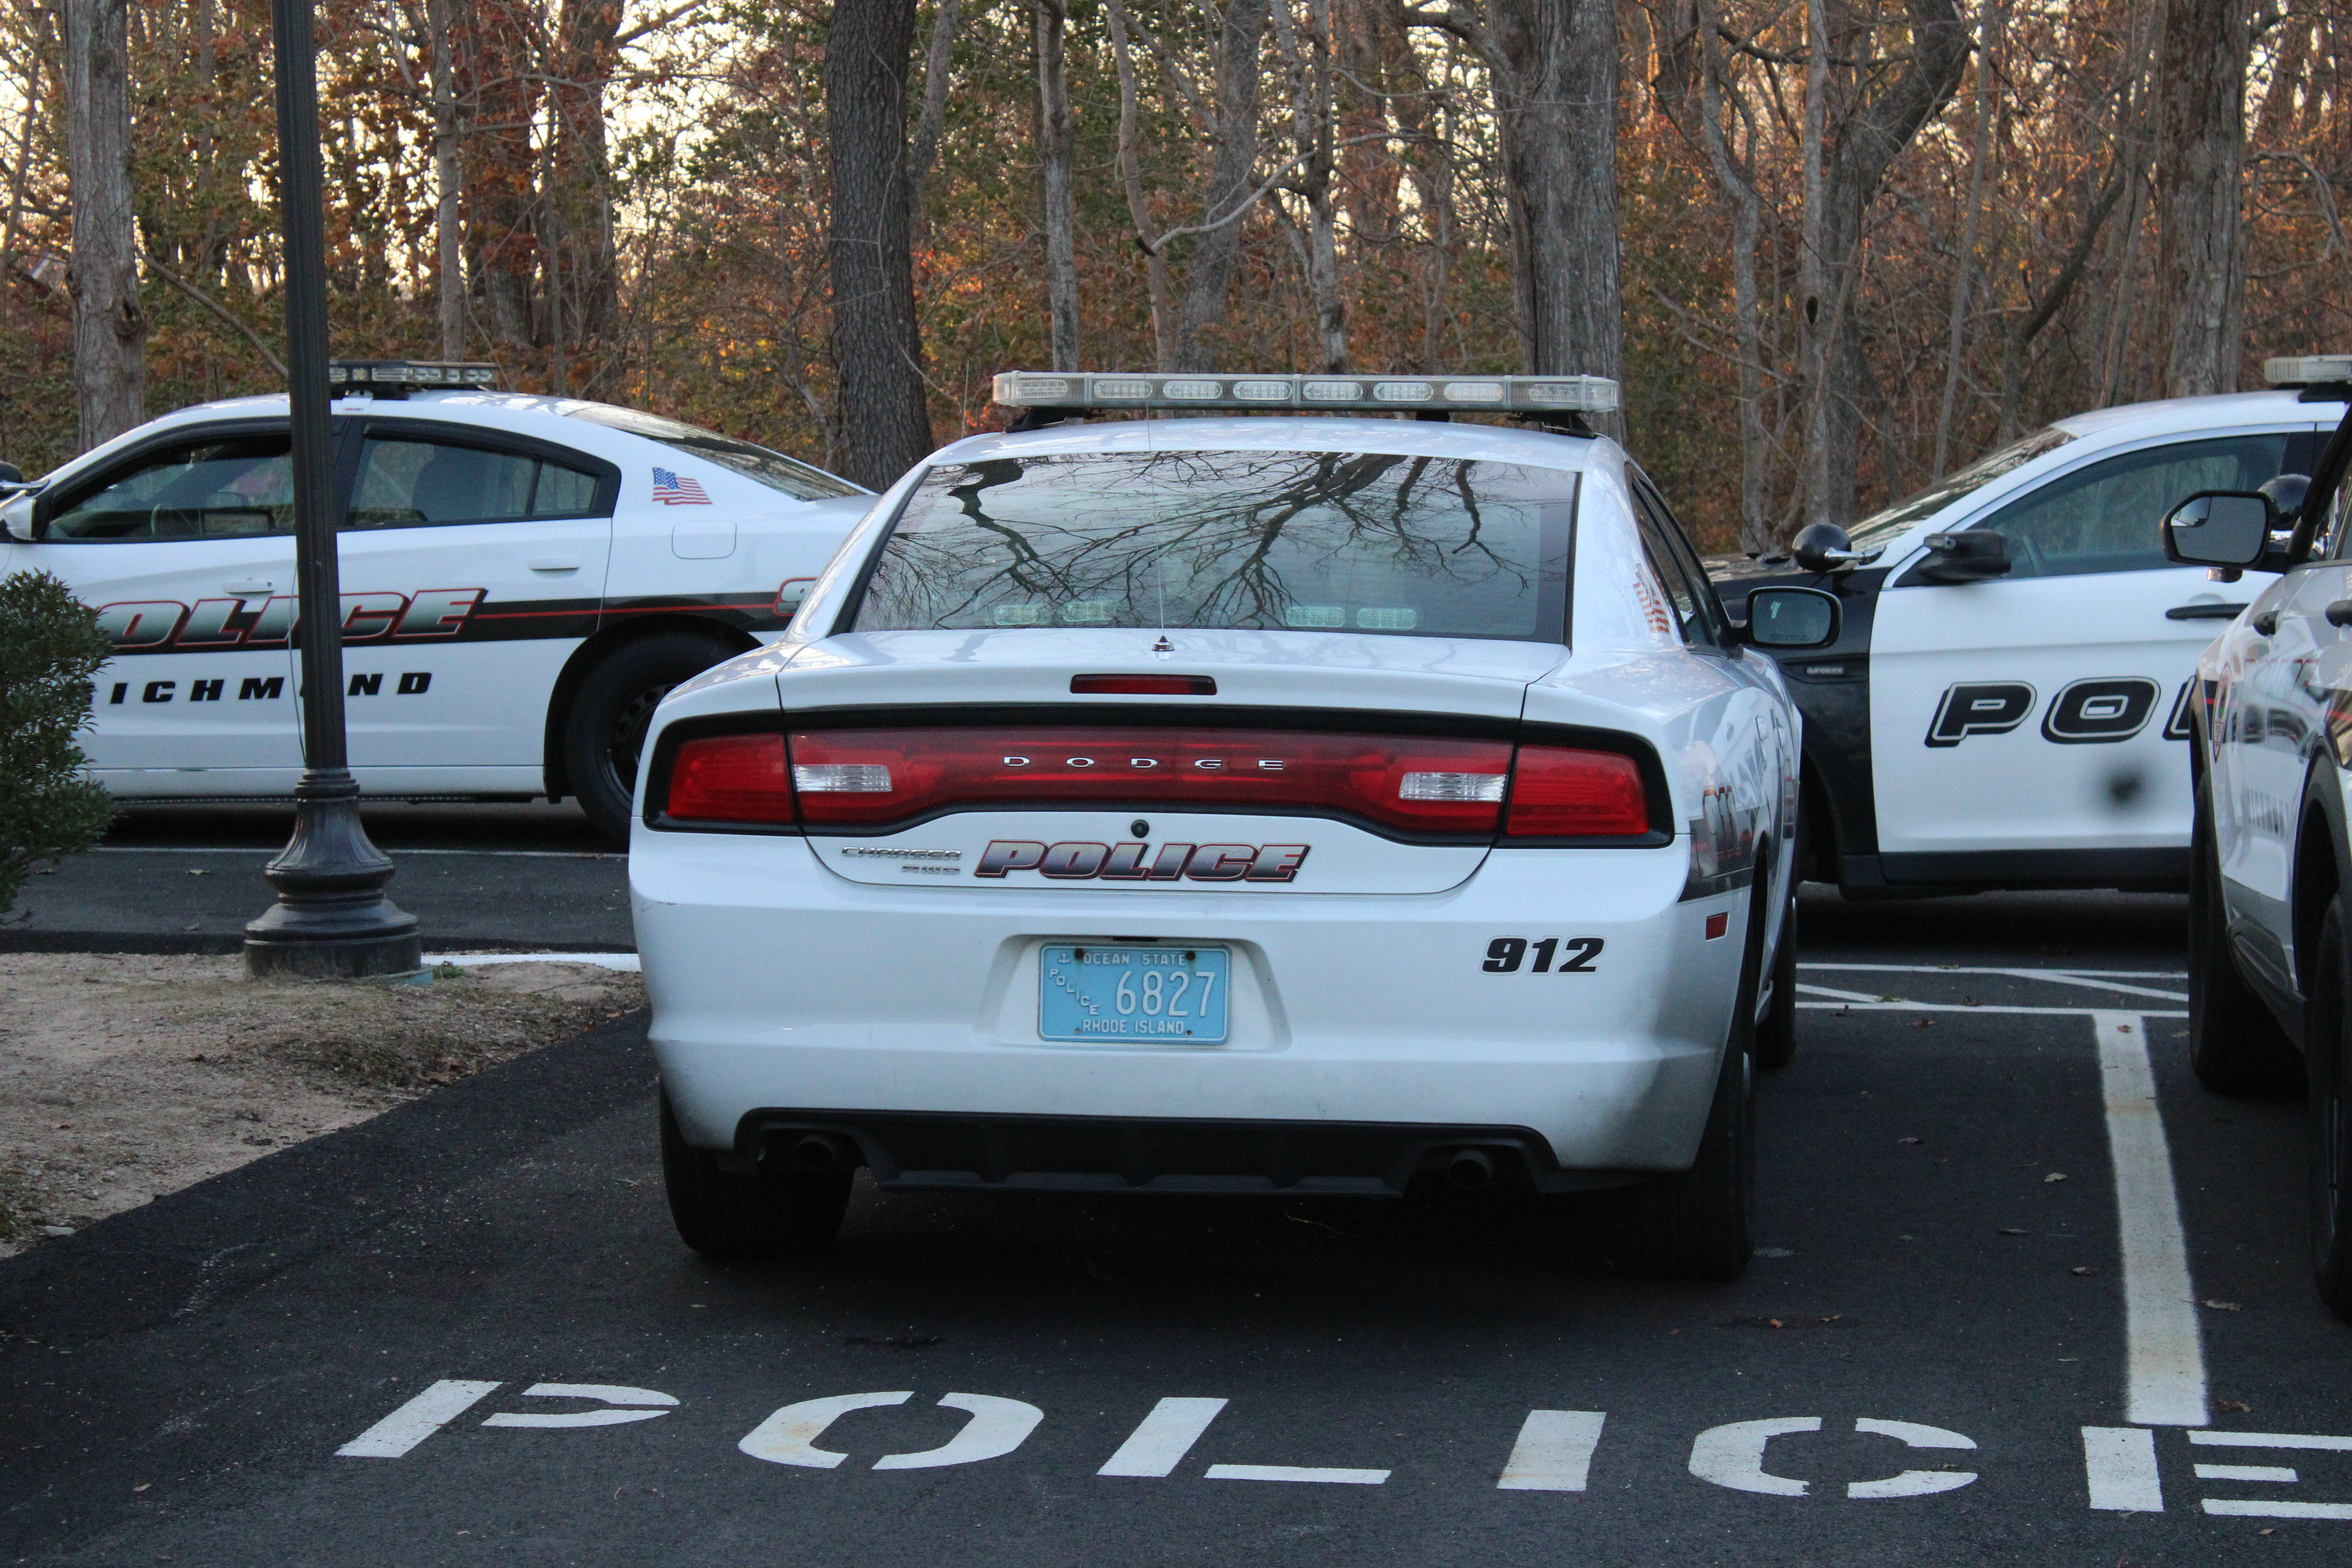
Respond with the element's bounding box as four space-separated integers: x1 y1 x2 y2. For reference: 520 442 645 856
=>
1846 425 2078 547
849 449 1576 642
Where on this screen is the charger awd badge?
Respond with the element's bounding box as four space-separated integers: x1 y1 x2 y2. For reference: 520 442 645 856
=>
975 840 1309 882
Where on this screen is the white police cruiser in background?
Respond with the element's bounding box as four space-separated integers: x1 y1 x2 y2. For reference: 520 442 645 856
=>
1708 359 2350 895
0 361 870 843
629 369 1828 1279
2163 380 2352 1319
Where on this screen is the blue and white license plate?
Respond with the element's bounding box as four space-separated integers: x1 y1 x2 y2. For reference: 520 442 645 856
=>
1039 944 1230 1044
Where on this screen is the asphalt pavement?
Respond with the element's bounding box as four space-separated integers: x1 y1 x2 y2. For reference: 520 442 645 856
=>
5 813 2349 1565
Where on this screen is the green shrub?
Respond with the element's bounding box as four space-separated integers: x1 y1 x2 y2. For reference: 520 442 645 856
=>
0 571 117 916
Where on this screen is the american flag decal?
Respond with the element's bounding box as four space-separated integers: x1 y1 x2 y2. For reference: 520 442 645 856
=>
652 466 711 505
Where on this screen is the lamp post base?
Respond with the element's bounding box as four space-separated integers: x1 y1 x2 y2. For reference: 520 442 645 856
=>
245 771 421 980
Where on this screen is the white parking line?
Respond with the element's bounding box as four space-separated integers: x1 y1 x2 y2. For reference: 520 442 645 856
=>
1803 964 2187 980
1099 1397 1228 1477
2094 1011 2207 1428
424 952 640 971
1496 1410 1606 1491
1795 989 2187 1019
1204 1464 1389 1484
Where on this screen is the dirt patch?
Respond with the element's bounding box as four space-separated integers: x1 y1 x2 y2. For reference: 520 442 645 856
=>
0 954 642 1256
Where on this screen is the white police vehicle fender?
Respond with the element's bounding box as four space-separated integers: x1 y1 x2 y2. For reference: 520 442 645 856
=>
0 362 872 842
1708 359 2350 895
629 370 1817 1279
2171 376 2352 1321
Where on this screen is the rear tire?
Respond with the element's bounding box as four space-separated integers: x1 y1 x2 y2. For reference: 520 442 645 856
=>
1754 885 1798 1071
2306 902 2352 1321
660 1091 852 1260
564 632 739 846
2187 787 2301 1095
1591 899 1759 1280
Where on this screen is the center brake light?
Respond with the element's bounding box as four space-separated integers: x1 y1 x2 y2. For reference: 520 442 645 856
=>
657 723 1659 842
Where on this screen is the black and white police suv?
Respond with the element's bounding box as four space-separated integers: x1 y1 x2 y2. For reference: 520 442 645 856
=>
629 369 1827 1279
2163 377 2352 1319
0 361 870 843
1707 359 2350 896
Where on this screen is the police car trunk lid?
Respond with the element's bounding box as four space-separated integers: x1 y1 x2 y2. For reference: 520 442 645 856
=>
777 630 1567 895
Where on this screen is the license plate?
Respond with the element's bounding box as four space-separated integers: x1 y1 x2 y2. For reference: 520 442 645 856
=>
1038 944 1231 1044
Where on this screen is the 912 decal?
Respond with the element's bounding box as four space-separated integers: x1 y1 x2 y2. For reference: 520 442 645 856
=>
1925 679 2194 747
1482 936 1604 973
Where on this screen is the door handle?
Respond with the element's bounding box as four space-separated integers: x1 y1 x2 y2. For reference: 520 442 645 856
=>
2326 600 2352 628
528 557 581 573
2165 602 2247 621
2252 609 2280 636
222 579 275 596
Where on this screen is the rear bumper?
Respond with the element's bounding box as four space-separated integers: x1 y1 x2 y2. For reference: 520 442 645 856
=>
633 830 1748 1179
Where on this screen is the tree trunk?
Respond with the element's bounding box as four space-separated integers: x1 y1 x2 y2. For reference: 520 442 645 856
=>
1105 0 1174 367
906 0 963 233
1489 0 1619 399
1171 0 1272 372
552 0 622 346
1806 0 1970 524
1035 0 1080 371
1688 0 1771 547
1272 0 1345 372
2154 0 2248 397
64 0 144 452
1932 0 2000 478
826 0 933 487
427 0 466 359
462 0 544 355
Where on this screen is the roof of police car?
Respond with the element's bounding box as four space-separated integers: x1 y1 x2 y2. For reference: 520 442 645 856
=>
920 414 1618 472
2050 385 2347 438
158 389 644 426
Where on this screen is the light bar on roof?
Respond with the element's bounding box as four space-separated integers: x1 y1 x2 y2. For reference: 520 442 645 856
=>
329 359 501 389
991 370 1619 416
2264 356 2352 387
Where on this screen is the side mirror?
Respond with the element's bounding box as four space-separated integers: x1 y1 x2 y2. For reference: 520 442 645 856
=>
0 461 23 485
1790 521 1881 574
1742 586 1841 650
2163 491 2275 569
1912 529 2011 583
0 490 34 543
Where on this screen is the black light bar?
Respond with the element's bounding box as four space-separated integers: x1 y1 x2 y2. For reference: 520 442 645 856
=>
991 370 1619 416
329 359 501 390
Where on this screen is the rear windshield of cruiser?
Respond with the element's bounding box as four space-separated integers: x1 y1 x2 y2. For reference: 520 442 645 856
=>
849 449 1576 642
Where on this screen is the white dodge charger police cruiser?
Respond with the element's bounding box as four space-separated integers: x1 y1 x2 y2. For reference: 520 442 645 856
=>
1709 360 2349 896
630 370 1829 1279
2163 379 2352 1320
0 361 870 843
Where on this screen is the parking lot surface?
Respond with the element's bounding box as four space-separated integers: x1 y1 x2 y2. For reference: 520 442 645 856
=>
4 818 2348 1565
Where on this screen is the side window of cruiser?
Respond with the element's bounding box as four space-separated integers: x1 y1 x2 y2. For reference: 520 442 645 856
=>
347 435 604 530
1970 434 2291 579
44 432 294 542
1629 477 1722 649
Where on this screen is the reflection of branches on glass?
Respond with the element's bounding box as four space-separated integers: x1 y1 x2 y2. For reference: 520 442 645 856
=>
855 448 1574 639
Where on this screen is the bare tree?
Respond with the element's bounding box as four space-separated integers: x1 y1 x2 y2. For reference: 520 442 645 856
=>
1800 0 1969 526
1172 0 1274 371
2154 0 2249 397
1105 0 1174 367
826 0 934 486
1271 0 1346 372
907 0 963 230
1035 0 1080 370
425 0 467 359
63 0 143 449
1411 0 1619 395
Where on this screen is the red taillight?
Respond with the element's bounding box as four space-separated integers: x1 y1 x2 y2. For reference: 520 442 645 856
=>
786 727 1514 835
664 732 796 823
1070 673 1218 695
1504 746 1651 838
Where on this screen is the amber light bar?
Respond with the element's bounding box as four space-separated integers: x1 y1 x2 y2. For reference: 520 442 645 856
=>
992 370 1619 416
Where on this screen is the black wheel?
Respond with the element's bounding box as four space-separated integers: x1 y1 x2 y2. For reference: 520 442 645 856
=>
2187 785 2301 1094
659 1091 852 1260
1754 884 1798 1071
563 632 739 846
2306 901 2352 1320
1590 896 1759 1279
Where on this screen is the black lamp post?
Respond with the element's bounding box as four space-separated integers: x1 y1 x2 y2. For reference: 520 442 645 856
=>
245 0 421 978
